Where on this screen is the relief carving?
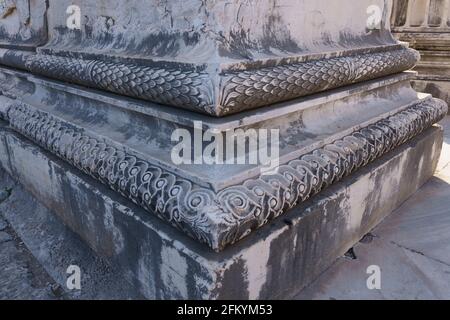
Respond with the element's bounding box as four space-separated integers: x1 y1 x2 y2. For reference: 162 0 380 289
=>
0 46 420 116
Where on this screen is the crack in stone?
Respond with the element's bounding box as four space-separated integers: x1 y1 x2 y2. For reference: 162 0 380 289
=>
389 240 450 269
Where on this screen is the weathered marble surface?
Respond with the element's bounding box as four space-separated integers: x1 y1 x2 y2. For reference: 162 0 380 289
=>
0 0 446 299
0 0 419 116
0 68 446 251
0 0 446 252
0 0 47 48
0 170 144 299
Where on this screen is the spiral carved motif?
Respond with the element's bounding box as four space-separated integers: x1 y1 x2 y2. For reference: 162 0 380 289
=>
5 98 447 251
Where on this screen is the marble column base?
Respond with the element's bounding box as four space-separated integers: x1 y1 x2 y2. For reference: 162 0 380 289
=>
0 119 443 299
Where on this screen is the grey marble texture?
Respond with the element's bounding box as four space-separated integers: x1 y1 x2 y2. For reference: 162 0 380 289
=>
392 0 450 110
0 0 446 299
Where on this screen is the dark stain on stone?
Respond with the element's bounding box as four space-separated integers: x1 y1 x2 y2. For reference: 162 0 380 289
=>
84 16 93 39
0 3 16 19
360 128 440 231
260 189 354 298
258 229 295 299
392 0 409 27
259 11 299 53
214 259 249 300
218 6 300 60
116 215 163 299
0 187 12 204
0 21 47 46
42 90 109 127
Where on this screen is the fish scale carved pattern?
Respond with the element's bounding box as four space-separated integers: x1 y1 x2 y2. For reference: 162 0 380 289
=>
220 48 420 112
24 54 215 115
5 98 447 251
0 47 419 116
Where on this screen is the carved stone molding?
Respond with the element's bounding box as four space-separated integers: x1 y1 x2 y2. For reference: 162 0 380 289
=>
219 48 420 112
3 97 446 251
392 0 450 109
24 54 216 115
0 47 419 116
392 0 450 32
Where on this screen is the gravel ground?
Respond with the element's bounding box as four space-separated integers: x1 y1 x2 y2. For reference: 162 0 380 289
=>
0 205 63 300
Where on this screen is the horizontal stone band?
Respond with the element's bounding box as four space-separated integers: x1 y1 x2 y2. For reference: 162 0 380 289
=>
220 48 420 113
0 47 419 116
3 97 446 251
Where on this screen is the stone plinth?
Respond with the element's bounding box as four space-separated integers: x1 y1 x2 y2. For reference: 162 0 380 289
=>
392 0 450 108
0 0 446 298
0 117 444 299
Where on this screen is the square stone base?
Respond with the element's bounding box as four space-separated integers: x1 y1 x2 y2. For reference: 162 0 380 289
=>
0 121 443 299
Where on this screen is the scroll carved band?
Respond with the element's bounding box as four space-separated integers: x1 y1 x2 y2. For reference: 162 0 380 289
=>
4 97 446 251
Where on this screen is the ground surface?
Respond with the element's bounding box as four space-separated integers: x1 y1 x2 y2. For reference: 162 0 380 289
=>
1 118 450 300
